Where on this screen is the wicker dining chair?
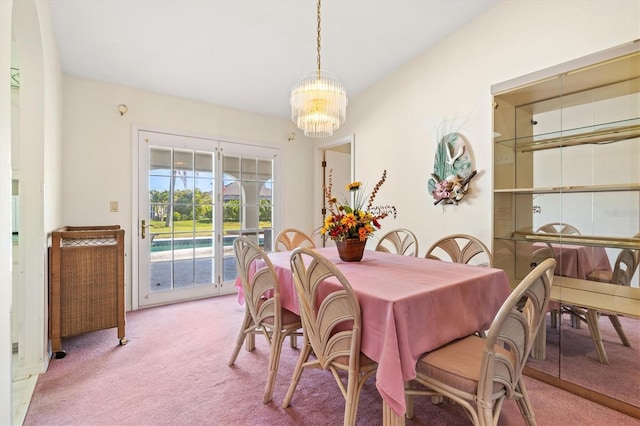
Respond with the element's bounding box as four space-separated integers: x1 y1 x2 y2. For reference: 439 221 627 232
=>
274 228 316 252
531 243 555 269
228 237 303 403
587 232 639 283
405 258 556 425
563 248 638 364
283 247 378 426
531 242 562 329
535 222 584 329
424 234 492 267
536 222 581 235
374 228 419 256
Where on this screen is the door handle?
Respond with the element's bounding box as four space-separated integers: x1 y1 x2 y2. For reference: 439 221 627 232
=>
141 220 150 239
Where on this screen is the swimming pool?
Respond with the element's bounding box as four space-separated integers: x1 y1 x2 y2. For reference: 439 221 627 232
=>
150 235 266 252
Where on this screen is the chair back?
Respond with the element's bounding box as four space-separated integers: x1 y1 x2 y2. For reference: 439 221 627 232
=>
531 243 555 268
630 233 640 268
289 247 363 370
374 228 419 256
610 248 639 287
480 258 555 402
425 234 492 267
275 228 316 252
234 237 282 328
536 222 581 235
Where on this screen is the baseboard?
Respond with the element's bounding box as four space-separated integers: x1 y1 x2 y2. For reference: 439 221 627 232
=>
12 374 38 425
524 367 640 420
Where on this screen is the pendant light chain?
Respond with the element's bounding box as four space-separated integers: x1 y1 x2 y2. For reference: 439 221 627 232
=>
316 0 322 79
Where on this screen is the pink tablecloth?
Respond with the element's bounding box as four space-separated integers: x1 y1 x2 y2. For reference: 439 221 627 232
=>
534 243 611 279
235 247 511 417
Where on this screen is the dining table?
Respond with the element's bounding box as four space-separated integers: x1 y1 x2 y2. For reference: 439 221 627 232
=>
533 242 612 280
235 246 512 424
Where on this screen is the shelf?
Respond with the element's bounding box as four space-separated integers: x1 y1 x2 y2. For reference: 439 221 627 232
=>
508 232 640 250
494 118 640 151
494 183 640 194
520 123 640 153
550 276 640 318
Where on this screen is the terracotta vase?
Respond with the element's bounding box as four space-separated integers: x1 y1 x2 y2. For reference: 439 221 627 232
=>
335 238 366 262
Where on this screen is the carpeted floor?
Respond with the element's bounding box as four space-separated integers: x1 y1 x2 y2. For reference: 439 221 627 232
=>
23 295 638 425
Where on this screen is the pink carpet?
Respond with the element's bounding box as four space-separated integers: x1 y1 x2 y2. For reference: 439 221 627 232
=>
24 295 638 425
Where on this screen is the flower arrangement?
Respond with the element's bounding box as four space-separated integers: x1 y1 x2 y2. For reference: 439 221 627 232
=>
321 169 397 241
431 170 477 205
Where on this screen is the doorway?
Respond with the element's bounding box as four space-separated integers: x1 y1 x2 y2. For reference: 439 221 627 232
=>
314 135 354 247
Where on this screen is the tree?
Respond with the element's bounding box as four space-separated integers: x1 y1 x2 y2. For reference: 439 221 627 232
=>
224 199 240 222
259 198 272 222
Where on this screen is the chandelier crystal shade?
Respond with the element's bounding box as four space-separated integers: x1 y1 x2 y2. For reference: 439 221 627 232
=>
290 70 347 138
290 0 348 139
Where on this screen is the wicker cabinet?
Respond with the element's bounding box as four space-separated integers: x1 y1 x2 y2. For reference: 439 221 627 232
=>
49 225 126 358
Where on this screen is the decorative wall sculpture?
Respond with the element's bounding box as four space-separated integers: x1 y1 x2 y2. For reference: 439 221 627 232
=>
428 131 477 206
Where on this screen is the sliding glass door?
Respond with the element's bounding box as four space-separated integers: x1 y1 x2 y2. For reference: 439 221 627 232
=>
137 130 278 307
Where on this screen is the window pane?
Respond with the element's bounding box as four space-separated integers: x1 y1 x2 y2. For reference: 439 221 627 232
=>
174 149 194 177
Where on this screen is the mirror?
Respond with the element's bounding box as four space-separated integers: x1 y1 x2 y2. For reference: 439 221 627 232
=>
523 94 639 410
493 43 640 417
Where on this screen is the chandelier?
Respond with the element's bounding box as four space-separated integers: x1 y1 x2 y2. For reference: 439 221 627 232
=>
290 0 347 139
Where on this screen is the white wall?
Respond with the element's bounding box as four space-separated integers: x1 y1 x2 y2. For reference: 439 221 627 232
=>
1 0 63 422
11 0 63 379
61 75 314 309
0 1 14 422
332 0 640 255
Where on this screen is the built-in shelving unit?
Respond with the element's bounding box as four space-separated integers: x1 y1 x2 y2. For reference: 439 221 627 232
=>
493 41 640 281
491 40 640 417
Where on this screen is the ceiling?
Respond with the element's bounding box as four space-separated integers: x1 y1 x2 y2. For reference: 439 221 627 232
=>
48 0 498 120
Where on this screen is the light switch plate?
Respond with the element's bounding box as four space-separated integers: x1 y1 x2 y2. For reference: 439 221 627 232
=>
110 201 119 212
